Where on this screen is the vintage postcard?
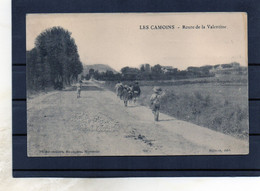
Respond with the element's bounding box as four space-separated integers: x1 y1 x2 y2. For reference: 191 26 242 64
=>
26 13 248 156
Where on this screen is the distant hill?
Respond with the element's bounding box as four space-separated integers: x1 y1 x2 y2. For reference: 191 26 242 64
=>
83 64 118 75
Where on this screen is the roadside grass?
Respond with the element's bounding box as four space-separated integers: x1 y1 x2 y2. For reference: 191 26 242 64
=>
138 85 248 140
103 75 248 140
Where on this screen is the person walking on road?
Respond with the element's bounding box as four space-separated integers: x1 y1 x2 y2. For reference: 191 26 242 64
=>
76 80 82 98
121 85 131 107
150 87 165 121
132 81 141 103
115 81 123 98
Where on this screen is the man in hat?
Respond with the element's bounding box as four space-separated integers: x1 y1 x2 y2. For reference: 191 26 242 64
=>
150 87 165 121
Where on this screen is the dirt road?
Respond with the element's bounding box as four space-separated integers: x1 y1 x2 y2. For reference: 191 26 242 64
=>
27 80 249 156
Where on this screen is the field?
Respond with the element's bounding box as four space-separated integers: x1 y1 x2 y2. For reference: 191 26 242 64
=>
103 75 248 140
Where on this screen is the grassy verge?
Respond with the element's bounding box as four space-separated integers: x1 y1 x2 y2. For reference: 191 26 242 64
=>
102 76 248 140
138 86 248 140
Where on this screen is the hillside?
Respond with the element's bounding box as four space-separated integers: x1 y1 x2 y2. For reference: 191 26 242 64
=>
83 64 118 75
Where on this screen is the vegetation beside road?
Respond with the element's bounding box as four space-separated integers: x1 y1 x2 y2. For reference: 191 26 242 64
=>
27 27 83 94
103 75 248 140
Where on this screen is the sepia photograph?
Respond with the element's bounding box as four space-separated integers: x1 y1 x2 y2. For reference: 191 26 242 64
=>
26 13 248 156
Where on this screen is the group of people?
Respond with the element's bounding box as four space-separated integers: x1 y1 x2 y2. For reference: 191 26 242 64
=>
76 80 165 121
115 81 165 121
115 81 141 107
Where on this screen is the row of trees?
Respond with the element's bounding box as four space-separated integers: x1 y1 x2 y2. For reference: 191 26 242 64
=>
86 63 215 81
27 27 83 91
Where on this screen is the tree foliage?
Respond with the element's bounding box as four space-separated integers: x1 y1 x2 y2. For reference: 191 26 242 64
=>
27 26 83 91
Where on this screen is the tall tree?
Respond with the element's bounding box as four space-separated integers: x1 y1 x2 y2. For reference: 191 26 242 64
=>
28 26 83 90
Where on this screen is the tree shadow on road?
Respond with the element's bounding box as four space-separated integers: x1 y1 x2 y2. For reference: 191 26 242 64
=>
126 105 140 108
158 119 175 122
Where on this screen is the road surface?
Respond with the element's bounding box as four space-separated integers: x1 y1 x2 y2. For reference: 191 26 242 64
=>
27 80 249 156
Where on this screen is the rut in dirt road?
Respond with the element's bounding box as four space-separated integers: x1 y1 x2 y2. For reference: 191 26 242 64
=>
27 80 249 156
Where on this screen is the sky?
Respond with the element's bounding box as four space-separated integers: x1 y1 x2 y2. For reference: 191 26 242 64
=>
27 13 247 71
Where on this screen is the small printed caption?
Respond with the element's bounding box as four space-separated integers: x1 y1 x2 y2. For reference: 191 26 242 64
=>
209 149 231 153
139 24 227 30
39 150 100 154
